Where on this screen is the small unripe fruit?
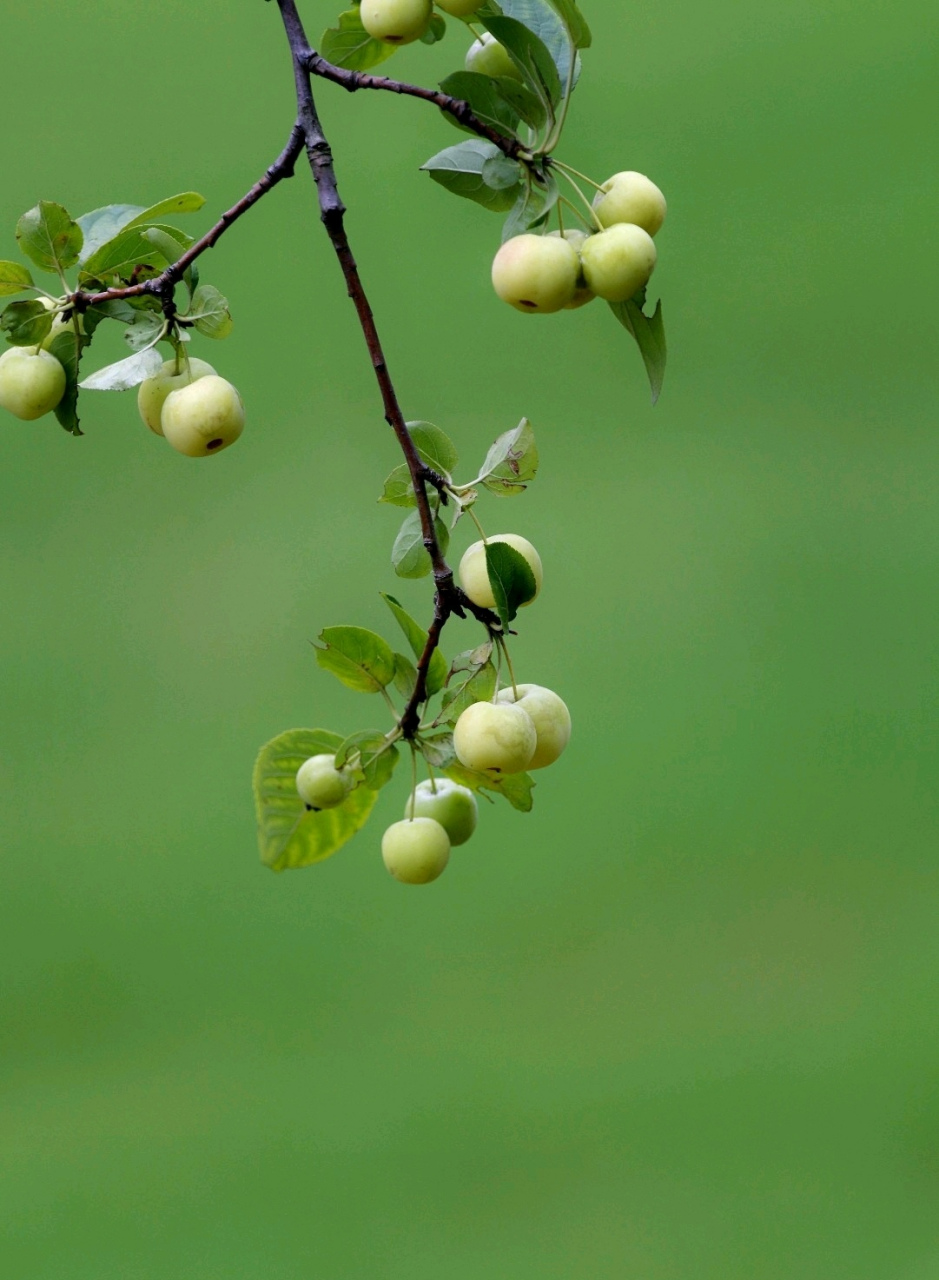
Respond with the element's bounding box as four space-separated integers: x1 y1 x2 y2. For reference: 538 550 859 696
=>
494 684 571 769
459 533 543 610
491 233 579 314
361 0 432 44
593 171 667 238
39 299 85 352
137 358 217 436
161 374 245 458
580 224 657 303
453 700 537 774
436 0 480 15
0 346 66 420
296 754 353 810
382 817 451 884
465 33 521 80
548 229 595 309
406 778 478 846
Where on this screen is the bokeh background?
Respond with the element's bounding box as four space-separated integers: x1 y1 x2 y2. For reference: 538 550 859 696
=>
1 1 937 1275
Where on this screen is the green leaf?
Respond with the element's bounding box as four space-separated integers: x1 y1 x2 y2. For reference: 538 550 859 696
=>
418 733 457 770
438 71 521 140
335 730 401 790
122 310 165 352
486 540 538 628
253 728 378 871
79 223 188 285
393 652 418 699
422 140 522 213
483 0 581 92
76 195 204 265
441 659 498 722
188 284 233 339
421 11 447 42
1 300 53 347
449 641 494 674
79 347 163 391
379 462 417 508
477 417 538 494
392 510 450 580
501 170 558 241
125 193 205 230
321 9 397 71
480 13 562 114
609 296 667 405
82 298 139 337
545 0 591 49
407 420 458 476
16 202 83 274
0 260 34 296
315 625 397 693
380 592 449 696
483 153 524 192
444 762 535 811
49 327 91 437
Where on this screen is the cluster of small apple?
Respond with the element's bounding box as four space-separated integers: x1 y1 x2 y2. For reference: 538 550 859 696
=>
492 170 666 314
137 359 244 457
293 531 570 886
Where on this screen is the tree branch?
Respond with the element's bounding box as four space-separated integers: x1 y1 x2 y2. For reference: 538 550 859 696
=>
277 0 499 739
304 51 527 161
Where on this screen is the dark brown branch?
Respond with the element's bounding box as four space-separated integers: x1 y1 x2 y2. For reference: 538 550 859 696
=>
74 126 307 309
277 0 499 738
304 51 527 161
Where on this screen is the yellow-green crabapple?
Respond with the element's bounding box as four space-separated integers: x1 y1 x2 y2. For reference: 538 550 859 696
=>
406 778 478 845
494 683 571 769
453 700 537 774
137 357 217 436
361 0 432 43
38 298 85 352
491 233 579 314
0 346 66 420
548 229 595 309
580 224 657 303
459 533 543 610
160 374 245 457
296 754 353 810
465 33 522 79
382 817 451 884
592 171 667 238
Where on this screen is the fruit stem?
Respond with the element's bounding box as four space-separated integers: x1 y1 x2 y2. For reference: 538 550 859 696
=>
408 741 418 819
465 504 487 543
554 167 603 231
558 194 591 230
426 759 438 794
552 159 604 193
498 635 520 702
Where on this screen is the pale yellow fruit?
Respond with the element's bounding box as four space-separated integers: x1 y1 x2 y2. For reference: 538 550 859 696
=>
38 299 85 352
548 229 595 309
494 684 571 769
0 346 66 420
361 0 432 43
382 817 451 884
491 233 579 314
436 0 480 15
406 778 478 846
137 358 217 436
459 533 543 610
161 375 244 458
465 32 521 79
580 224 657 303
296 754 352 810
453 700 536 774
593 170 667 237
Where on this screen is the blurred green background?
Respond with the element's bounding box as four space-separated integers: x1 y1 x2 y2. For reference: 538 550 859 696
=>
1 1 937 1275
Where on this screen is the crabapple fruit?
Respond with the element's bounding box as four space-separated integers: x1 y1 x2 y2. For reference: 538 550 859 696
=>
580 224 657 303
296 754 353 810
592 171 667 238
0 346 66 420
137 357 217 436
548 229 595 309
491 233 579 314
459 533 543 610
160 374 244 457
494 683 571 769
382 817 451 884
453 700 537 774
360 0 432 44
465 32 521 79
406 778 478 845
